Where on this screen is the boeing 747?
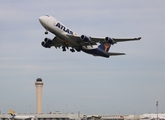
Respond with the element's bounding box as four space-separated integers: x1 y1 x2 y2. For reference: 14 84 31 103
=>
39 15 141 58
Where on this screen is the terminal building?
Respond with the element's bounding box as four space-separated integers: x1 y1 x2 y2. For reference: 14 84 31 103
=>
1 113 165 120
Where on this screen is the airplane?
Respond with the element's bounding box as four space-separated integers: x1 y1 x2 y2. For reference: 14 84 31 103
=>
39 15 141 58
140 114 165 120
9 109 37 120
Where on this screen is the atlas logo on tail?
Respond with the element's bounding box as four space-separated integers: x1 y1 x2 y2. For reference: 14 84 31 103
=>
98 43 111 52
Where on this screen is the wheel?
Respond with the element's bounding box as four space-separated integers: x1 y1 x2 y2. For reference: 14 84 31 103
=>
62 47 66 51
45 31 48 34
70 49 75 52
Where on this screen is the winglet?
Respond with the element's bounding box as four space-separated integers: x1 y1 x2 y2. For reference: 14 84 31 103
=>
137 37 141 40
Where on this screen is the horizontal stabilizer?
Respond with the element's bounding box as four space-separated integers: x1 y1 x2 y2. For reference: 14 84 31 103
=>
105 52 126 56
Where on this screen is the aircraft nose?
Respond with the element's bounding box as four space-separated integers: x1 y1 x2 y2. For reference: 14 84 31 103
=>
39 16 46 24
39 16 50 28
39 15 52 29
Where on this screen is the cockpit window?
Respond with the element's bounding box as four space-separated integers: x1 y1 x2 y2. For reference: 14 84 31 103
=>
45 15 50 17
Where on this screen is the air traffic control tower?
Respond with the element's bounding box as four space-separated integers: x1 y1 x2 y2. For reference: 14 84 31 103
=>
35 78 44 114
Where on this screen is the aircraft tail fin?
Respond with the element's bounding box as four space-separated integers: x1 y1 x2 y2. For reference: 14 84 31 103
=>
9 109 15 116
98 43 111 52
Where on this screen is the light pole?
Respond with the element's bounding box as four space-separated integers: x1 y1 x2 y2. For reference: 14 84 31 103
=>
156 101 158 120
47 104 49 113
66 104 68 115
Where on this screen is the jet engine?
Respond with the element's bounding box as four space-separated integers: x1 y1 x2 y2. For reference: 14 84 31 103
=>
105 37 116 44
41 38 52 48
80 35 91 42
44 38 50 43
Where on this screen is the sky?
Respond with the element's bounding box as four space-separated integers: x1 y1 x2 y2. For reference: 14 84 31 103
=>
0 0 165 115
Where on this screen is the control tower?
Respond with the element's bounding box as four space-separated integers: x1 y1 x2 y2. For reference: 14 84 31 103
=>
35 78 44 114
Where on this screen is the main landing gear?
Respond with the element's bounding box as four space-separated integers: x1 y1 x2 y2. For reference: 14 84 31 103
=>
62 46 75 52
70 48 75 52
62 46 66 51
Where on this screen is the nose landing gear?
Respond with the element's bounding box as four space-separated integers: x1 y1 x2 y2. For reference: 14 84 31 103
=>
45 29 48 34
45 31 48 34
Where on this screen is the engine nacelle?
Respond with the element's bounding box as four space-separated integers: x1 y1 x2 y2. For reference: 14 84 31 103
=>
44 38 51 42
105 37 116 44
41 41 45 47
41 38 52 48
80 35 91 42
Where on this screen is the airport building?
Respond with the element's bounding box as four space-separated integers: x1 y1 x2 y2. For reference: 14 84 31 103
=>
1 113 165 120
1 78 164 120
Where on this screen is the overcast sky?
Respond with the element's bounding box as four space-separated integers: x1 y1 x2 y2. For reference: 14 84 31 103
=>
0 0 165 115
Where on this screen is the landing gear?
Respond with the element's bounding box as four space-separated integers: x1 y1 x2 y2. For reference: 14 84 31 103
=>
62 46 66 51
75 48 81 52
70 48 75 52
61 46 75 52
45 31 48 34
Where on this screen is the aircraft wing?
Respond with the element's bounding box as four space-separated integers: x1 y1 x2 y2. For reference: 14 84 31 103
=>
51 36 63 47
89 36 141 43
67 35 141 46
111 37 141 42
42 35 141 49
42 36 67 48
